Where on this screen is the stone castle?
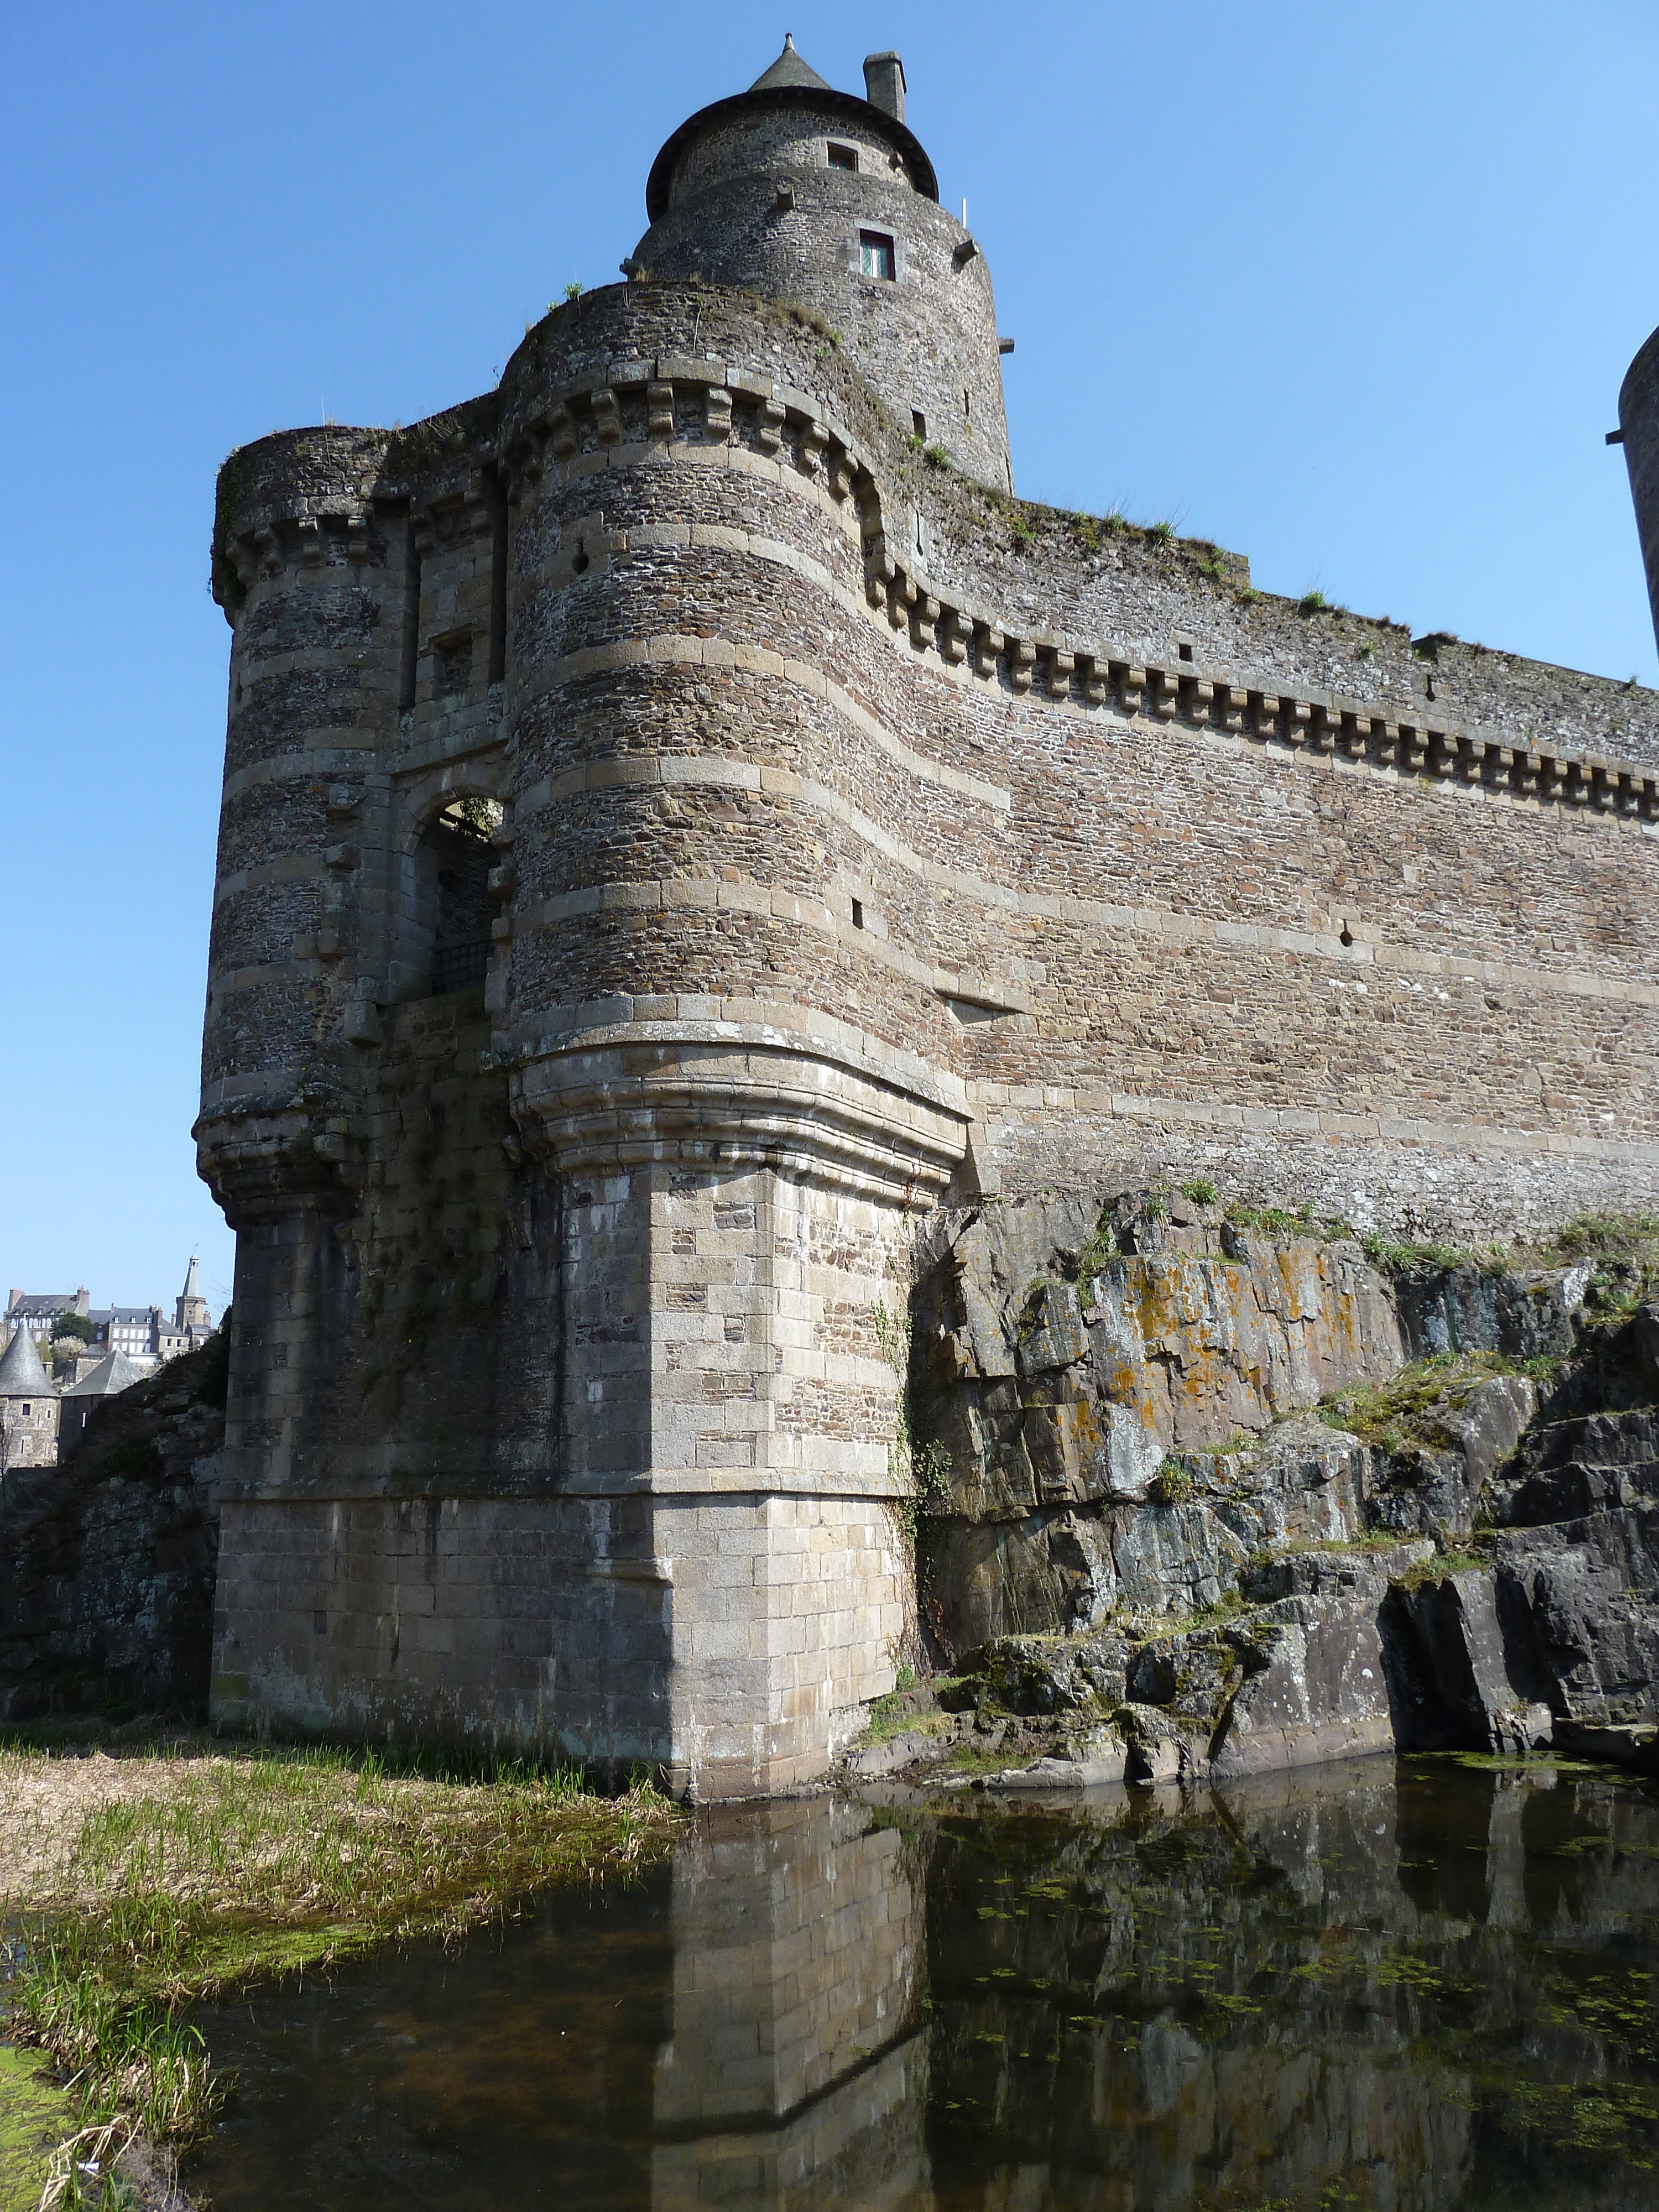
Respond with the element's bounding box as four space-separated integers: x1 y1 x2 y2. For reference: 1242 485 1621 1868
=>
199 39 1659 1796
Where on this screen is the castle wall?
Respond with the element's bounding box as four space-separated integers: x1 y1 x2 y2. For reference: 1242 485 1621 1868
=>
202 274 1659 1793
487 288 1659 1240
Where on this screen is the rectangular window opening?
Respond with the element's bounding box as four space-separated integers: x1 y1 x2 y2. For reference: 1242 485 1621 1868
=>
851 898 865 930
859 230 895 281
434 630 473 697
399 524 421 712
486 468 508 685
827 143 858 171
912 409 926 440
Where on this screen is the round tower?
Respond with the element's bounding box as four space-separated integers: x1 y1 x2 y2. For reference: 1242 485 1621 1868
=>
633 37 1013 491
1618 322 1659 656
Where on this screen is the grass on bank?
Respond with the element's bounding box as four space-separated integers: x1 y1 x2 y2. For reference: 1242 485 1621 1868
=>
0 1739 680 2195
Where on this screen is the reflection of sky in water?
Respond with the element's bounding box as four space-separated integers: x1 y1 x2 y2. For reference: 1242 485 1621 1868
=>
187 1758 1659 2210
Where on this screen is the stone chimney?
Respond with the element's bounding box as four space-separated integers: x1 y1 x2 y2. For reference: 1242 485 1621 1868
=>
863 50 905 123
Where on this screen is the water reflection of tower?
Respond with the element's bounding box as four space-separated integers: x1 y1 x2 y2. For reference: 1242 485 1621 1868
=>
651 1801 930 2208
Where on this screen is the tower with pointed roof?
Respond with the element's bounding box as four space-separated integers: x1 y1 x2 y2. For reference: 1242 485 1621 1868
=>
201 38 1659 1797
0 1321 59 1472
634 35 1011 489
176 1255 211 1335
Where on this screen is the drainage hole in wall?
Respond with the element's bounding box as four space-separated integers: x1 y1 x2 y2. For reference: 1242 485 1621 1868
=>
1340 924 1354 947
571 547 590 574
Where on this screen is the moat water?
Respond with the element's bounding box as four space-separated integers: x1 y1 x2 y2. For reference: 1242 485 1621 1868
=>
185 1756 1659 2210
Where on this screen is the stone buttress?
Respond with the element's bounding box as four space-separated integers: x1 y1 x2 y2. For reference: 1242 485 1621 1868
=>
199 41 1659 1794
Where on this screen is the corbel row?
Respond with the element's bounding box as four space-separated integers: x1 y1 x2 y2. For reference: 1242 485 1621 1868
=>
499 359 863 510
217 506 379 599
334 349 1658 827
863 543 1659 821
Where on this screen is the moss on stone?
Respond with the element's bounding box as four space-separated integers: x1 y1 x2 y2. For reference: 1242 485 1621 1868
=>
1318 1351 1542 1457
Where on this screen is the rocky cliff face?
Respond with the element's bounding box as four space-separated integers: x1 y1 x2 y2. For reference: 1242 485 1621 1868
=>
0 1332 227 1723
4 1201 1655 1794
875 1195 1659 1787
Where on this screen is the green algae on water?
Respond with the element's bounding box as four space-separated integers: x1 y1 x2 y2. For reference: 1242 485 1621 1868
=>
0 2047 75 2212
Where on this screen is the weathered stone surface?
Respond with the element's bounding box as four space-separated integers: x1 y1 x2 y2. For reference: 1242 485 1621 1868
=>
0 1334 227 1721
1126 1630 1239 1722
1207 1420 1371 1554
1381 1569 1553 1754
1241 1537 1434 1606
1004 1729 1130 1789
1114 1501 1251 1617
1395 1260 1591 1363
1493 1514 1659 1727
900 1225 1659 1791
1209 1592 1396 1780
1084 1233 1403 1449
926 1509 1116 1652
1086 1400 1167 1502
1115 1702 1193 1785
1017 1279 1090 1376
931 1201 1403 1463
1489 1406 1659 1528
1370 1371 1538 1540
974 1630 1133 1716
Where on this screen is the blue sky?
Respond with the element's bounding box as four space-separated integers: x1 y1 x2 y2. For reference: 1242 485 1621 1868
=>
3 1 1657 1319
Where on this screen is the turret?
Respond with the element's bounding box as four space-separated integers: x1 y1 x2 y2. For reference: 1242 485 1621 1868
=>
1618 323 1659 656
633 37 1013 490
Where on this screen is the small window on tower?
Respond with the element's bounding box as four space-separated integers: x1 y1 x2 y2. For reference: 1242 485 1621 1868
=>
912 409 926 440
827 143 858 171
859 230 895 281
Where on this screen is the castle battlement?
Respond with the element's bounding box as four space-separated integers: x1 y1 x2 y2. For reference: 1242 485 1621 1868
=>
198 41 1659 1796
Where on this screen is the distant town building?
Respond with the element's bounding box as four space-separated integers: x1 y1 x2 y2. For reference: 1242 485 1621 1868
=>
57 1349 111 1387
0 1323 59 1472
6 1261 216 1383
177 1255 210 1333
92 1306 165 1366
5 1288 90 1349
156 1255 215 1361
57 1347 145 1456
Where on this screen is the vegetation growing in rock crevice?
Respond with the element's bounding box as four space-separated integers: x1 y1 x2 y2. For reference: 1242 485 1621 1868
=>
873 1293 952 1544
1317 1350 1553 1459
1148 1459 1194 1507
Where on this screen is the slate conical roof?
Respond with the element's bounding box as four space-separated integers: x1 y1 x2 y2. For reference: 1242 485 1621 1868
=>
181 1253 203 1303
645 38 938 222
748 33 833 94
0 1323 55 1399
63 1348 144 1399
